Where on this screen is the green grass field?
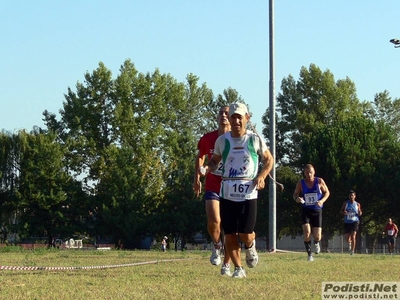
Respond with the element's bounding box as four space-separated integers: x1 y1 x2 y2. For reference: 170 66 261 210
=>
0 248 398 300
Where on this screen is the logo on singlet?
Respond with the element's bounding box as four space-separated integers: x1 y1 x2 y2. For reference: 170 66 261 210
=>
228 168 246 177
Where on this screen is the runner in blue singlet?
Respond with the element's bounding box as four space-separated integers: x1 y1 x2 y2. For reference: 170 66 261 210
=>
293 164 330 261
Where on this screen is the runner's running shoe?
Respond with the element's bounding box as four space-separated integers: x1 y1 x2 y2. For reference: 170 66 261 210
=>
221 263 231 276
314 242 321 254
210 247 221 266
245 240 258 268
232 267 246 278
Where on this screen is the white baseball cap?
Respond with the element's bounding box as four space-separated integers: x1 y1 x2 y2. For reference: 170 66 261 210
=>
229 103 248 117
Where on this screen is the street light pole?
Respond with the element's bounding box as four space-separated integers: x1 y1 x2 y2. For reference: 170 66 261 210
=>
268 0 276 253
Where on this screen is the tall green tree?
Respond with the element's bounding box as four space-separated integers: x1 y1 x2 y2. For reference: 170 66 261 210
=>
364 90 400 139
0 131 20 241
262 63 363 166
14 129 74 245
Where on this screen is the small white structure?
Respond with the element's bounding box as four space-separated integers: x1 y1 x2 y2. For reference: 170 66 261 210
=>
97 247 111 251
65 238 83 249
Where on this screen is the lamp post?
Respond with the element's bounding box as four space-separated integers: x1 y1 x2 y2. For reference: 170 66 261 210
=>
268 0 276 253
389 38 400 48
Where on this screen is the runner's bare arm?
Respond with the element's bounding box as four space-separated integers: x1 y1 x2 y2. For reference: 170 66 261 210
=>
193 152 205 197
340 202 348 215
254 149 274 190
318 178 330 204
206 153 221 174
293 181 303 203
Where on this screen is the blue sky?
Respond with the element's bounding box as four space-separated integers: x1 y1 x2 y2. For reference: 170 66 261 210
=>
1 1 399 133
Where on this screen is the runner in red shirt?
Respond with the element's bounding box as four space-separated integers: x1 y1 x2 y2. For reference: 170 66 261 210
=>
194 105 231 275
382 218 398 255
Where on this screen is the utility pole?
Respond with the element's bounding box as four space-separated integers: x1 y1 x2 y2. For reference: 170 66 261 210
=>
268 0 276 252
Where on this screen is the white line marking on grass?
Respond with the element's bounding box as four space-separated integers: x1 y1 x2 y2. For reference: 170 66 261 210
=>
272 249 304 254
0 258 187 271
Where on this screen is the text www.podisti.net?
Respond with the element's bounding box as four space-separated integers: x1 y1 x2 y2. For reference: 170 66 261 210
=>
322 282 399 299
